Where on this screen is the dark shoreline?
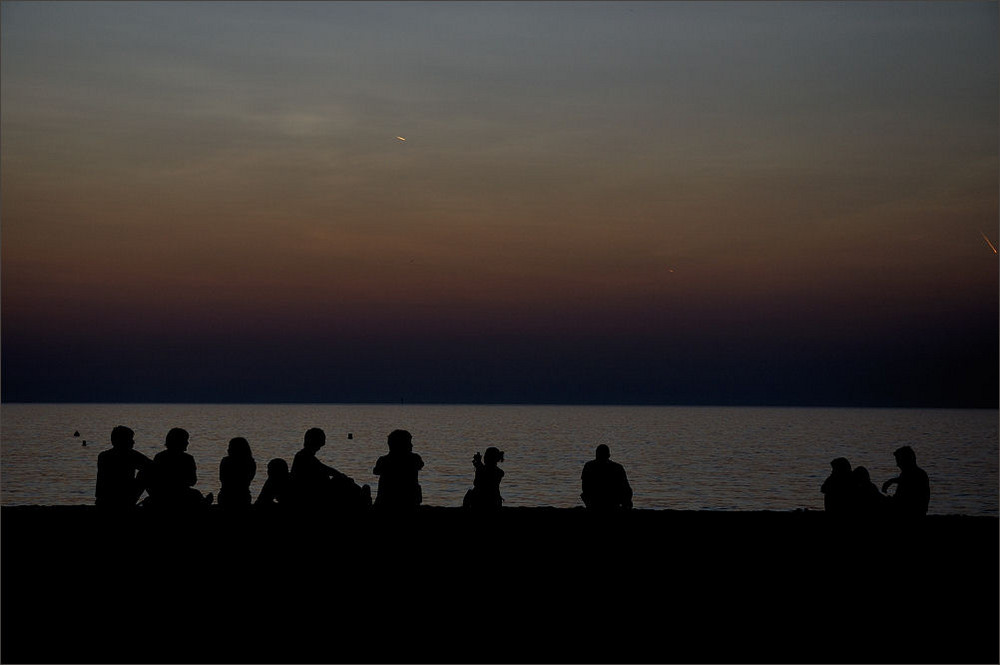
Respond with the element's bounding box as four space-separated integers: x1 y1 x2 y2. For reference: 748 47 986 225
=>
2 506 997 663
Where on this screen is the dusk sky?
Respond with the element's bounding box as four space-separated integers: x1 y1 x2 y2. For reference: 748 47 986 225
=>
2 1 997 406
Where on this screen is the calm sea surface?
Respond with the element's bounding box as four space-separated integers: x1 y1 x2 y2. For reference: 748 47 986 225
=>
1 404 996 516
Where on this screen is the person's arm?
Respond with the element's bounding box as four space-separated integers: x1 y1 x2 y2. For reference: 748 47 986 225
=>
255 480 273 505
621 470 634 509
881 477 899 494
322 462 352 485
185 456 198 488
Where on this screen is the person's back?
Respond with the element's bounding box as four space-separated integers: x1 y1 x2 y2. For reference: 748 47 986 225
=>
219 437 257 509
290 445 334 507
255 458 290 508
821 457 853 515
850 466 887 517
373 429 424 510
895 466 930 515
96 425 150 510
886 446 930 517
146 428 210 510
150 449 197 496
581 445 633 511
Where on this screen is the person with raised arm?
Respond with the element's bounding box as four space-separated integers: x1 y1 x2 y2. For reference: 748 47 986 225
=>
463 446 505 512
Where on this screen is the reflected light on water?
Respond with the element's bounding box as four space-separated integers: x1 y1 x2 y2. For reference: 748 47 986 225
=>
1 404 996 516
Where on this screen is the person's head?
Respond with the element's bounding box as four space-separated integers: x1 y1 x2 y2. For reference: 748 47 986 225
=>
164 428 190 452
484 447 504 465
110 425 135 450
387 429 413 454
852 466 871 483
595 444 611 461
893 446 917 469
831 457 851 475
227 437 252 459
267 458 289 480
304 428 326 451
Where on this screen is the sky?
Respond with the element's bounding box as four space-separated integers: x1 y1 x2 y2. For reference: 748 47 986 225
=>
2 1 997 406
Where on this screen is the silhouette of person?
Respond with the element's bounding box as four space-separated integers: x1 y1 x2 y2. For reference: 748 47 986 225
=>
289 428 371 511
145 428 213 510
95 425 151 510
850 465 888 516
581 444 634 511
219 437 257 510
821 457 853 515
255 458 291 508
881 445 930 517
373 429 424 510
463 446 504 511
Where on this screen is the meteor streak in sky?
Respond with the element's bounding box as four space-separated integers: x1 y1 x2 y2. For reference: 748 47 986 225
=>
980 231 997 254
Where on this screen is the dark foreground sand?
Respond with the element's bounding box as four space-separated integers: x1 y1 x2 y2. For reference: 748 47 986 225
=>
2 505 997 664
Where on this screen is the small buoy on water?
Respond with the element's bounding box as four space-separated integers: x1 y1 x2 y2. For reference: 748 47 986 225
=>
348 433 353 440
73 431 80 437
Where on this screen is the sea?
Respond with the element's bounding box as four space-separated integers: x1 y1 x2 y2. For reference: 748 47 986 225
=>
1 404 996 516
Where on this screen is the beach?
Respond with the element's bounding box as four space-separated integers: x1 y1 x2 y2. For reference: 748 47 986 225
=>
1 505 996 663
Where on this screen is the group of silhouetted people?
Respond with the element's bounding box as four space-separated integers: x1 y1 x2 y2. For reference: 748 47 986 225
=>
821 446 930 518
95 425 636 514
97 424 933 517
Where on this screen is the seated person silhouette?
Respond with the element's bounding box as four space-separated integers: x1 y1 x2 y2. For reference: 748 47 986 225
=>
255 458 291 508
373 429 425 510
820 457 853 515
581 444 634 511
850 465 888 516
145 427 213 511
463 447 504 512
218 437 257 510
289 428 371 512
95 425 151 510
881 445 930 517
